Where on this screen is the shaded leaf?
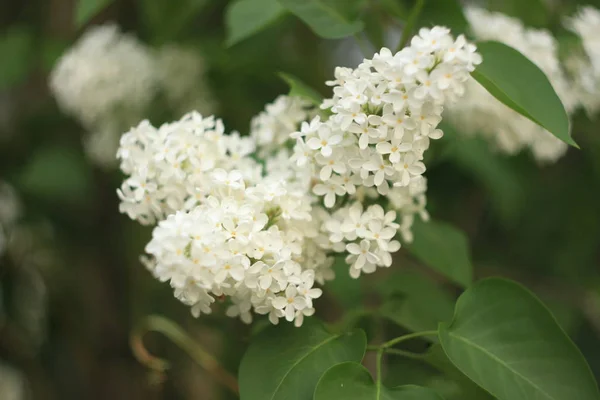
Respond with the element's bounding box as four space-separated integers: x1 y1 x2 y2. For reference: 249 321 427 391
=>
417 0 468 34
314 362 444 399
239 320 366 400
278 0 364 39
278 72 322 106
226 0 286 46
75 0 114 28
407 219 473 287
379 271 454 335
472 41 576 148
439 278 600 400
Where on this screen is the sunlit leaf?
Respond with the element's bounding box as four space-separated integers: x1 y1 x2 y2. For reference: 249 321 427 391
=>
472 41 576 148
439 278 600 400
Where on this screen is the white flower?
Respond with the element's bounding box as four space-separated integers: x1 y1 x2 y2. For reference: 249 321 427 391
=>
346 240 379 271
306 124 343 157
272 285 307 322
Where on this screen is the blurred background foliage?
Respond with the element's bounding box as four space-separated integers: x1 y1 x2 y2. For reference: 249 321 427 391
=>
1 0 600 399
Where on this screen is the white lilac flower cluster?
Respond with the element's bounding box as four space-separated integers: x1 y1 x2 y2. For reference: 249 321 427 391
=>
117 112 260 225
50 24 213 168
250 95 314 157
119 28 481 326
292 27 480 208
447 7 578 163
565 6 600 115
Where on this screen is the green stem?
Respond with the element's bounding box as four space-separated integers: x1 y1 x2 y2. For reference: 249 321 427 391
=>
396 0 426 52
130 315 239 395
382 330 438 349
375 348 384 398
383 348 427 360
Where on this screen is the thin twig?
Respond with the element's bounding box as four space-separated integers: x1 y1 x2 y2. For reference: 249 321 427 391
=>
130 315 239 395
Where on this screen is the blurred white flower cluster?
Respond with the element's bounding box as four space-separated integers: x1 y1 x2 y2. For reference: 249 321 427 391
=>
565 6 600 115
447 7 577 163
118 28 480 326
0 181 21 257
50 24 213 168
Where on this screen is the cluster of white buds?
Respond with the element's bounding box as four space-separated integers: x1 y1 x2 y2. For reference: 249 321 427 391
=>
447 7 577 163
117 112 260 225
292 27 480 209
565 6 600 115
118 27 481 326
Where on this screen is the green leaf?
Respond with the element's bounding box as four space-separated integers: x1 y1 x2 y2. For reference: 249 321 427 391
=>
225 0 286 46
314 362 444 399
239 320 366 400
75 0 114 28
278 72 322 106
472 41 576 148
438 278 600 400
379 271 455 335
417 0 468 34
0 26 34 89
406 219 473 288
277 0 364 39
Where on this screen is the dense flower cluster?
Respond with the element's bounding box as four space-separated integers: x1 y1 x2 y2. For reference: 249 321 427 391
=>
143 171 330 326
118 27 481 325
292 26 480 210
447 7 577 163
565 6 600 115
117 112 260 225
250 95 314 157
50 24 214 168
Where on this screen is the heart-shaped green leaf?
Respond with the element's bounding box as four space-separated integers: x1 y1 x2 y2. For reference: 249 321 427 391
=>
314 362 444 399
239 320 366 400
439 278 600 400
472 41 576 148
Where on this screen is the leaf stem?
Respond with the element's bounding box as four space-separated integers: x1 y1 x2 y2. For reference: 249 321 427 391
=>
382 330 438 349
130 315 239 395
375 348 384 398
396 0 425 52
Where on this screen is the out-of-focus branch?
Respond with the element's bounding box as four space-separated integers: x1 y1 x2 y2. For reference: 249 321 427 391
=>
130 315 239 395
